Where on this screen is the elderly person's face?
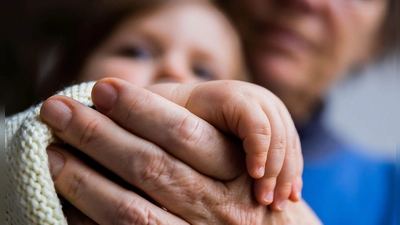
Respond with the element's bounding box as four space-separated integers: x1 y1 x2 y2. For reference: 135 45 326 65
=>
230 0 388 103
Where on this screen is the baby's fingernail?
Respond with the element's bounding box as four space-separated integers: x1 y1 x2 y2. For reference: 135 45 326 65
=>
277 200 287 211
47 148 66 180
257 167 265 177
41 100 72 132
297 190 302 200
295 177 303 199
92 82 117 111
264 191 274 204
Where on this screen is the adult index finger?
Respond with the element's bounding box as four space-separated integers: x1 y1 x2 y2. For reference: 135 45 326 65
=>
40 98 227 222
91 78 245 180
46 146 189 225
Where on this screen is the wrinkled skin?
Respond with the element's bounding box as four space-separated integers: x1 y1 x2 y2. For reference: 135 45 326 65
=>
43 79 321 224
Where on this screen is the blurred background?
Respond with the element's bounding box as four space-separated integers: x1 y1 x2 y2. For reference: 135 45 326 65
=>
325 54 397 161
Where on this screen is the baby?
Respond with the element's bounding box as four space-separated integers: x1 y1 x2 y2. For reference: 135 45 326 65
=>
6 0 302 223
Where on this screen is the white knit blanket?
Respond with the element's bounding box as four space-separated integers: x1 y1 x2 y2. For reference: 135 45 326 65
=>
5 82 95 225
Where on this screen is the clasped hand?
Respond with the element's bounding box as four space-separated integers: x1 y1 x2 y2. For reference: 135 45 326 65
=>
41 78 319 224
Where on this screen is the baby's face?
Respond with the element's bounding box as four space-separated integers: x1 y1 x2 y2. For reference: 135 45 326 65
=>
78 2 243 86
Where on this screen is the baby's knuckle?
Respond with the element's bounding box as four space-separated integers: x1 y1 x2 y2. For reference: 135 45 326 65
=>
269 147 286 164
264 176 278 185
273 139 286 152
280 181 293 191
264 164 282 177
286 147 296 162
255 126 272 138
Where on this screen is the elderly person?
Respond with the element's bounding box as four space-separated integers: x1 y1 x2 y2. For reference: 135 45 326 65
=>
217 0 396 224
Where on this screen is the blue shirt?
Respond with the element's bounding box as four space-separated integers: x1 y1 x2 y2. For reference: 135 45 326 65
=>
298 109 395 225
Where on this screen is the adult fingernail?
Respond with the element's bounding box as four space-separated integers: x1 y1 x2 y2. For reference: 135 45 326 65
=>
277 200 287 211
47 148 65 180
92 82 117 111
264 191 274 204
41 100 72 132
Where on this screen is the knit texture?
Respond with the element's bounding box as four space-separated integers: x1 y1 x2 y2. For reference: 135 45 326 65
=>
6 82 95 225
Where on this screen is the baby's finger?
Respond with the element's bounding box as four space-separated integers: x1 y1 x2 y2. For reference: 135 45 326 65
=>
289 176 303 202
253 118 286 205
276 100 303 203
253 131 295 207
270 149 297 212
253 175 276 205
252 106 287 203
240 106 272 179
268 103 299 211
290 135 304 202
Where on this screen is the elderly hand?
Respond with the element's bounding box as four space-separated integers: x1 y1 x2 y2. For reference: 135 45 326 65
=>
41 78 320 224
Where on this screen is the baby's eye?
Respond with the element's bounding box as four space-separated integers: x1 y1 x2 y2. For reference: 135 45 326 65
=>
192 65 214 80
119 46 152 60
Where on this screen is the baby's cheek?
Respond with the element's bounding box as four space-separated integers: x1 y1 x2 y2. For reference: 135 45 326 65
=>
84 57 154 87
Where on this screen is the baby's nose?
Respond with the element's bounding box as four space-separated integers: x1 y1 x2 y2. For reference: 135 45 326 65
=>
155 54 194 83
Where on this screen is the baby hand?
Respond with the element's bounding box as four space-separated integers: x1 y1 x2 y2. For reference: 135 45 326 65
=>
147 80 303 211
183 80 303 211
